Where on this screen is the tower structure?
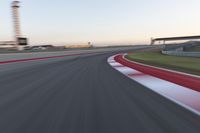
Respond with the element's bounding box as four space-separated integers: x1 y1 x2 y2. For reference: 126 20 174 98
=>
11 1 28 49
12 1 21 46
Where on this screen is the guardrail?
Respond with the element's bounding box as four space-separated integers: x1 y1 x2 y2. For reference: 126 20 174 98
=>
162 51 200 57
161 42 200 57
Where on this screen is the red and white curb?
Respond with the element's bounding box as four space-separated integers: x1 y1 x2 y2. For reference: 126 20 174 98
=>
108 54 200 116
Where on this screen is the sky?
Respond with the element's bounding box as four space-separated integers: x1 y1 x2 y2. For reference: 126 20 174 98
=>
0 0 200 46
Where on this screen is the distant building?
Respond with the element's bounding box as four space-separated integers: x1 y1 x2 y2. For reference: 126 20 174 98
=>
64 42 93 49
0 41 16 48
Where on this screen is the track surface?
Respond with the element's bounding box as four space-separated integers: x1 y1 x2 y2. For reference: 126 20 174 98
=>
0 51 200 133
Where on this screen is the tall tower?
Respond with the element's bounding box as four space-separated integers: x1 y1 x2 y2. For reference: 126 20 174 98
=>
12 1 21 46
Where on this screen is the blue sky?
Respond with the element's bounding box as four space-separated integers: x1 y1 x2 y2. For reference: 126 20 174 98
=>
0 0 200 45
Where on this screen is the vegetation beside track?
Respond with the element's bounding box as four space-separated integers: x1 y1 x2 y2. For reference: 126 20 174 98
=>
125 51 200 76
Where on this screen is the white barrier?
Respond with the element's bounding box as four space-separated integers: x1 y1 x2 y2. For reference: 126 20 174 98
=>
162 50 200 57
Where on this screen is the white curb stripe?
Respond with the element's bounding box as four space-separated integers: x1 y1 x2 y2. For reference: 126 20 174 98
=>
108 55 200 116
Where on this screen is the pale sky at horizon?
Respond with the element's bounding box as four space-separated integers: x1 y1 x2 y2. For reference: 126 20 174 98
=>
0 0 200 46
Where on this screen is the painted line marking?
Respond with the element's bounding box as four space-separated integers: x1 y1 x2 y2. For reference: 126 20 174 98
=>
0 52 104 65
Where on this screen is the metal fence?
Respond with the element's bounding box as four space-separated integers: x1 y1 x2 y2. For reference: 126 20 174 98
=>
162 42 200 57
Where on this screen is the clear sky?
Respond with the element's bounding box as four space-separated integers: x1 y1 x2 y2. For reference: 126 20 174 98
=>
0 0 200 46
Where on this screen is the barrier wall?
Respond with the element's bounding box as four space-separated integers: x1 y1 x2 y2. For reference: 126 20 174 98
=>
162 51 200 57
162 43 200 57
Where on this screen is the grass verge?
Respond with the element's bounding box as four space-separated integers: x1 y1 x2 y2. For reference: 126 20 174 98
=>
125 51 200 76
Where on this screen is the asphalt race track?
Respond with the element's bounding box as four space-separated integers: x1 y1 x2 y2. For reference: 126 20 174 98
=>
0 48 200 133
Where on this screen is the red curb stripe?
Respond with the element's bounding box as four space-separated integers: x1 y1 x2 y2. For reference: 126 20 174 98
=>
0 52 102 65
114 55 200 93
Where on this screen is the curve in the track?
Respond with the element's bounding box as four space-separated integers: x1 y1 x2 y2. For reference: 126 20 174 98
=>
0 53 200 133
